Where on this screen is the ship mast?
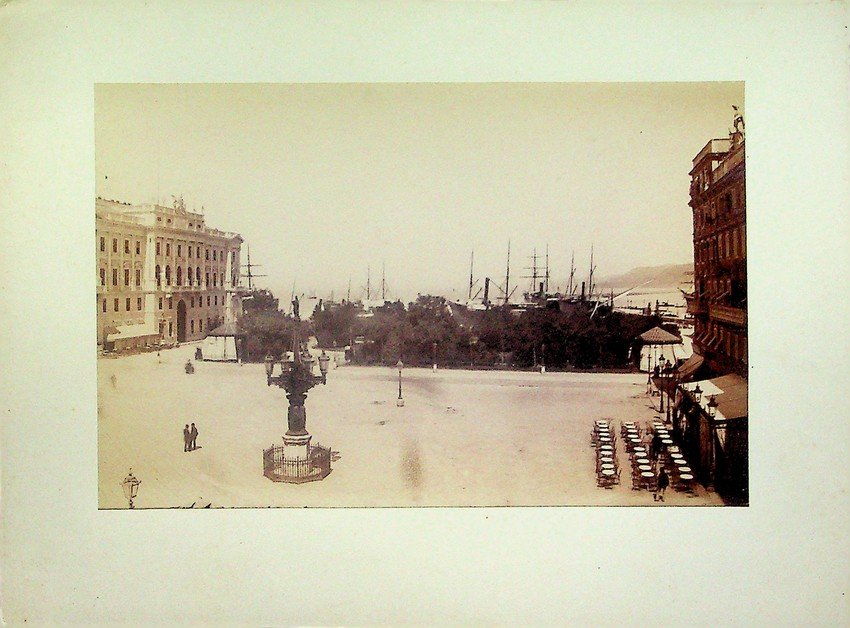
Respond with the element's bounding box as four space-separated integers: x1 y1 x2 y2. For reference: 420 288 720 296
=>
504 240 511 305
568 249 576 296
468 250 474 301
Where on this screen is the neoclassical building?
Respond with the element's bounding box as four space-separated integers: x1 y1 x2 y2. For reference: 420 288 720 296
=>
96 197 243 350
686 120 747 377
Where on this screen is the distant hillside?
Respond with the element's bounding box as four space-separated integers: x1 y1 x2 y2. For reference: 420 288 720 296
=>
598 263 694 291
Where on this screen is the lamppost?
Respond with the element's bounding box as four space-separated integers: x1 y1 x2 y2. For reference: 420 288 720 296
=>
396 359 405 407
540 343 546 374
432 341 437 372
120 469 141 509
707 394 718 419
265 323 331 464
693 383 703 406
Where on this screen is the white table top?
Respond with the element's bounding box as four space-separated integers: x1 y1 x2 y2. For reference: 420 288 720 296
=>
636 458 650 465
638 464 652 471
678 473 694 481
601 469 615 476
641 471 654 478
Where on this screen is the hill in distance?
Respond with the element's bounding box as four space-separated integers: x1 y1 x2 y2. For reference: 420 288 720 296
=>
597 262 694 291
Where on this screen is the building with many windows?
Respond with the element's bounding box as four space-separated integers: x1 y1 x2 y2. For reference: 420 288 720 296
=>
674 115 748 504
685 123 747 377
96 197 243 350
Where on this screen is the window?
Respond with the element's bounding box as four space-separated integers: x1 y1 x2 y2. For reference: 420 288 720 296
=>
135 240 140 255
100 237 105 252
112 238 118 253
155 265 161 286
137 297 142 311
214 295 218 306
124 269 130 286
199 319 203 333
177 267 183 286
100 268 105 286
156 241 161 256
207 296 210 306
166 243 171 256
102 299 106 313
188 270 193 286
114 298 119 312
124 240 130 254
165 266 171 285
196 267 201 285
205 249 209 261
197 246 201 258
159 297 163 310
213 273 217 287
190 320 195 334
190 297 194 308
213 250 217 261
188 245 193 258
177 244 182 257
168 322 173 336
112 268 118 286
168 297 173 309
135 269 141 286
205 272 209 287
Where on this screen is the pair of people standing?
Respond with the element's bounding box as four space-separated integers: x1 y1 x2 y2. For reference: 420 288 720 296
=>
183 423 199 452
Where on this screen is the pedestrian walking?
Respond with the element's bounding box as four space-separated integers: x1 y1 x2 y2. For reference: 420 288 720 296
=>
655 468 669 502
183 424 191 452
190 423 198 451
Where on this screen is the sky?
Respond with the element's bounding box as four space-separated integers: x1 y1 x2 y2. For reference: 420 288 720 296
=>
95 82 743 303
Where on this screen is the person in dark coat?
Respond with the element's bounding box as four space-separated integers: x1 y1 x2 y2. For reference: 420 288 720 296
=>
655 468 670 501
190 423 198 451
183 424 191 452
651 433 664 461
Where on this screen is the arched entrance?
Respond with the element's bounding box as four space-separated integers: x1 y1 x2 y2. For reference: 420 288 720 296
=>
176 299 187 342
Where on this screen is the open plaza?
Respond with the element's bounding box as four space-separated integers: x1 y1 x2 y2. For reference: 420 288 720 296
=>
99 342 723 508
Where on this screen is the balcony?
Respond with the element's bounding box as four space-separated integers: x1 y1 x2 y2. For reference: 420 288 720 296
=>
710 304 746 327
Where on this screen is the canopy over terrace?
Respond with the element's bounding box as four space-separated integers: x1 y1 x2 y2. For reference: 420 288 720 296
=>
105 322 160 351
680 374 748 423
636 326 686 372
202 321 245 362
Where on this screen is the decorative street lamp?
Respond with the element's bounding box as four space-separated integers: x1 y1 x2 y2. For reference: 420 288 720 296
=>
707 394 718 419
264 322 332 479
120 469 141 509
396 359 405 407
693 383 703 406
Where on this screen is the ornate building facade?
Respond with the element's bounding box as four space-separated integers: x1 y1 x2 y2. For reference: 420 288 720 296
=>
96 197 243 350
686 120 747 377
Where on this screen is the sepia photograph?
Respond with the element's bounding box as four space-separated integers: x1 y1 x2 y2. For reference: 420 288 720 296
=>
96 82 747 508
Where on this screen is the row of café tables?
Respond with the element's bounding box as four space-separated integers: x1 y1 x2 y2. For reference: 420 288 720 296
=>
622 420 656 490
650 419 697 494
591 419 620 488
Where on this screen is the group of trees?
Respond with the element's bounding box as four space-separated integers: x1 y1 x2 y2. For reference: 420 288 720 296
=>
239 289 676 371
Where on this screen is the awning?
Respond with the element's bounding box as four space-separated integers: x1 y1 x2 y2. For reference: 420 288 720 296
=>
638 326 680 344
106 322 160 342
680 374 748 423
208 321 245 337
676 353 705 382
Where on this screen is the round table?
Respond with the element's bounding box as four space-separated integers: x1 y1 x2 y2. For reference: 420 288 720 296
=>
679 466 692 474
661 439 674 446
670 452 683 460
600 445 613 452
635 457 650 465
678 473 694 481
638 464 652 471
601 469 615 477
674 459 687 466
600 457 614 464
633 446 647 453
640 471 654 478
629 437 642 443
601 463 615 470
598 436 611 442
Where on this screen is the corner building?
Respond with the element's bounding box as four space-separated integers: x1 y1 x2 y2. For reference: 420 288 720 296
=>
686 127 747 377
96 197 243 350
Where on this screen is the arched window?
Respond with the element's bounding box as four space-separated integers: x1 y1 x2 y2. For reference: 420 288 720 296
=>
188 268 193 285
165 265 172 286
205 272 209 287
190 320 195 334
155 265 161 286
196 267 201 285
213 272 217 287
177 267 183 286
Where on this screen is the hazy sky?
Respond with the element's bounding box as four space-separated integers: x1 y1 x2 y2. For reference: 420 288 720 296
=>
95 82 743 303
